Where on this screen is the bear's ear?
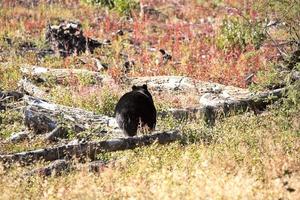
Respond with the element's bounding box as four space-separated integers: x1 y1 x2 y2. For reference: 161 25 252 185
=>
142 84 147 90
132 85 137 90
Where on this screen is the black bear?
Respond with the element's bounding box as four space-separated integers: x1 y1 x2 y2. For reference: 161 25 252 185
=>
115 84 157 136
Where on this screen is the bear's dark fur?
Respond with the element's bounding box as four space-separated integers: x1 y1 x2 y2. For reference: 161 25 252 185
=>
115 84 157 136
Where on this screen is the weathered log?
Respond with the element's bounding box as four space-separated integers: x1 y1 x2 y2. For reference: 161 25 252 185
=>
158 107 204 120
23 95 118 134
21 65 114 85
199 88 285 113
19 78 47 98
198 87 286 124
22 85 286 136
44 126 69 141
0 131 182 165
0 90 24 111
9 131 29 143
0 91 24 103
129 76 198 92
22 93 200 136
20 74 288 131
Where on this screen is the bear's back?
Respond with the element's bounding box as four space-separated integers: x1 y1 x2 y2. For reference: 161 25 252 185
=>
115 90 153 114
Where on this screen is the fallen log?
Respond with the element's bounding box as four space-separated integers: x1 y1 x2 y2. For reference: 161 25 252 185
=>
198 88 286 125
128 75 250 95
19 78 47 99
20 74 288 133
0 90 24 110
0 131 182 165
22 95 202 136
22 85 286 136
199 87 286 113
23 95 118 134
158 107 204 120
21 65 114 85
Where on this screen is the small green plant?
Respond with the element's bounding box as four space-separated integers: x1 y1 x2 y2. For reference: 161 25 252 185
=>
113 0 139 16
216 16 266 51
82 0 139 15
83 0 115 8
99 88 119 117
0 110 23 139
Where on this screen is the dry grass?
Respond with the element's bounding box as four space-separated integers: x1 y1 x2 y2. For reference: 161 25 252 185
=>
1 111 299 199
0 0 299 199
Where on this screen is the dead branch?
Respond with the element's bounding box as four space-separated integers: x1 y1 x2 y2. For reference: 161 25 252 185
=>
0 130 182 165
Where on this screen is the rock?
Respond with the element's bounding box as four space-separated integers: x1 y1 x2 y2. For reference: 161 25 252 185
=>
9 131 29 143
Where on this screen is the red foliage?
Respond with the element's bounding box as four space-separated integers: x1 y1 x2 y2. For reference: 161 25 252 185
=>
24 19 45 35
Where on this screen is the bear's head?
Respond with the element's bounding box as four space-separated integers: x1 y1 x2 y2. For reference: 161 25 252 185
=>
132 84 152 99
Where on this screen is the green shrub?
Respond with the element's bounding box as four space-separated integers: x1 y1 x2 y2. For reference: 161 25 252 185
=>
82 0 139 15
99 89 119 117
83 0 115 8
216 17 266 51
114 0 139 16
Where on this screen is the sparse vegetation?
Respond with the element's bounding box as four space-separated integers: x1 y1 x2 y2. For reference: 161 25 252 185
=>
82 0 139 15
0 0 299 199
216 16 266 51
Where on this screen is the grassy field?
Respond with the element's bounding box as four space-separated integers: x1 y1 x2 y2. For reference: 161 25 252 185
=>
0 0 299 199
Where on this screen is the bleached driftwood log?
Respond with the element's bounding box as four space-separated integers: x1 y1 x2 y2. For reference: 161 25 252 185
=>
22 85 287 135
19 78 47 99
0 131 181 165
23 95 118 135
199 88 286 113
21 65 114 85
22 94 198 138
198 88 286 125
20 74 287 128
129 76 198 93
130 76 286 115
